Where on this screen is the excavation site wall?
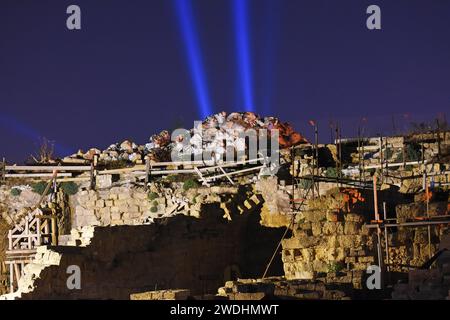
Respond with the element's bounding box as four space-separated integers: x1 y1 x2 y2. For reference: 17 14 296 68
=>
7 205 285 300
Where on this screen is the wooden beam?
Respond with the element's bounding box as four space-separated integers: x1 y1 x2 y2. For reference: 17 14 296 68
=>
5 165 90 171
205 165 265 181
194 167 210 187
218 166 235 185
5 173 71 178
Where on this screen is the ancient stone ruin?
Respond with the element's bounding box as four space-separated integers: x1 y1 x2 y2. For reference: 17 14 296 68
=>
0 112 449 300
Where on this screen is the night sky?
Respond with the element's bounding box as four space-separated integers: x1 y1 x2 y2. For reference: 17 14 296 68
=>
1 0 449 163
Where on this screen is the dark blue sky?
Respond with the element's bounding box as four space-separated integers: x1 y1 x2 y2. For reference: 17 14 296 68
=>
1 0 449 162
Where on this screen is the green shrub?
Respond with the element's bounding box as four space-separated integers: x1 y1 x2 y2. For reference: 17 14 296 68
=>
183 179 199 191
147 192 158 201
327 261 345 273
406 143 422 162
10 188 22 197
150 206 158 213
60 182 79 195
325 167 338 178
31 182 50 195
298 178 313 190
152 200 158 207
384 148 394 160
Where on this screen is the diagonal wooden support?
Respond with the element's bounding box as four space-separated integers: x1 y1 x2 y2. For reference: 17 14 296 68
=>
218 165 234 185
194 167 210 187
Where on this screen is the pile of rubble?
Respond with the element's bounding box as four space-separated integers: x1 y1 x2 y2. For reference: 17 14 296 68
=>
63 111 306 164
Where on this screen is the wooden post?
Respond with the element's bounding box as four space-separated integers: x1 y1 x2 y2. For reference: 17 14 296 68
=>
13 264 20 287
402 139 406 168
9 263 13 293
315 123 319 196
338 126 342 182
90 154 98 190
51 215 57 246
0 157 5 184
373 175 379 221
362 132 365 183
379 135 383 184
26 219 31 249
358 127 362 185
335 124 339 185
425 175 432 259
37 218 41 246
145 156 150 190
383 202 390 273
373 174 383 285
436 119 441 160
291 146 296 212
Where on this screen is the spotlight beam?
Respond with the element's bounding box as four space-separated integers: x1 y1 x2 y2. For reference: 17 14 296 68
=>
0 113 74 156
233 0 254 112
173 0 213 119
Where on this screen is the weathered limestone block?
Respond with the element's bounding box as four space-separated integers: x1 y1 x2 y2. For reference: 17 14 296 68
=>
311 222 322 236
344 213 363 223
338 235 363 248
301 210 327 223
344 222 360 235
109 193 118 200
96 200 105 208
260 203 290 228
96 174 112 189
130 289 191 300
282 235 320 249
322 222 344 235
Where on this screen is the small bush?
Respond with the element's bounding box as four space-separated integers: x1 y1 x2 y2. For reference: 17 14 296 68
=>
10 188 22 197
150 206 158 213
183 179 199 191
298 178 313 190
384 148 394 160
325 167 338 178
327 261 345 273
60 182 79 195
152 200 158 207
31 181 50 195
147 192 158 201
406 143 422 162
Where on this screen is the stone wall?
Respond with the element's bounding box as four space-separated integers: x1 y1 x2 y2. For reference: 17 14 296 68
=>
387 193 450 270
71 187 154 228
2 204 285 300
279 188 377 284
69 182 245 229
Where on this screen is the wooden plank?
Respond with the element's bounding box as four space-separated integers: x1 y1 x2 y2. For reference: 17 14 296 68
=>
205 165 265 181
98 166 145 175
8 230 12 251
5 165 90 171
9 263 13 293
364 160 428 170
56 177 90 182
194 167 210 187
218 166 234 185
13 263 20 286
5 173 71 178
5 259 33 264
5 251 36 256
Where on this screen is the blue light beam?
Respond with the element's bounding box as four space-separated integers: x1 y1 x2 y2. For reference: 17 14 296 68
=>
233 0 254 112
173 0 213 119
0 113 74 157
